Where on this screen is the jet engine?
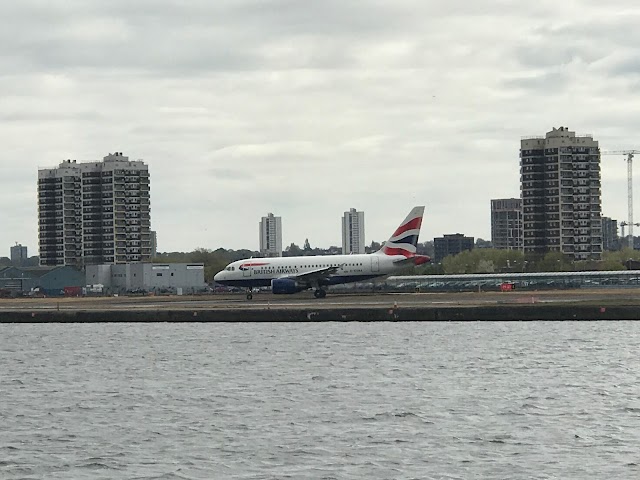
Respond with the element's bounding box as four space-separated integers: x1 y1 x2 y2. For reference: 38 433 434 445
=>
271 278 305 294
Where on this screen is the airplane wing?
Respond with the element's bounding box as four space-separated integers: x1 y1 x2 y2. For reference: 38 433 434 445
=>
289 265 341 284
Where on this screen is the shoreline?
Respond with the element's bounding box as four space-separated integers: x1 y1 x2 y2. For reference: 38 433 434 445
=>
1 289 640 322
0 305 638 322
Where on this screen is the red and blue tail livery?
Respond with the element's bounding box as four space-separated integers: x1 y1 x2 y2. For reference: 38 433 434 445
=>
380 206 423 257
214 206 429 299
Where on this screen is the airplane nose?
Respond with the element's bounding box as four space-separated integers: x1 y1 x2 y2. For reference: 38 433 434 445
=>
214 271 223 282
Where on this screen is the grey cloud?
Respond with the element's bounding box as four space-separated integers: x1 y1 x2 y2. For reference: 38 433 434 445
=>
606 55 640 77
513 44 601 70
502 70 570 91
1 1 391 74
0 0 542 75
208 167 254 181
2 1 640 251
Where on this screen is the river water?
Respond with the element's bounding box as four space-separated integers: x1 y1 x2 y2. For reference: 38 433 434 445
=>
1 321 640 479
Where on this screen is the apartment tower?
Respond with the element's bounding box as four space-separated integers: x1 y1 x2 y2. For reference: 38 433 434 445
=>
601 217 619 251
259 213 282 257
10 243 28 266
520 127 602 260
38 152 151 267
490 198 523 250
342 208 365 254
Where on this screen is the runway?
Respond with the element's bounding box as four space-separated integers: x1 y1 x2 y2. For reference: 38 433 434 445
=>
1 288 640 313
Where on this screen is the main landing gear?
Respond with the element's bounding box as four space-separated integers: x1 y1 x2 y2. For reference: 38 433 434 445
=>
314 289 327 299
246 289 253 300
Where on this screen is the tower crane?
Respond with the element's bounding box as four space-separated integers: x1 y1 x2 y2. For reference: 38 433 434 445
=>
620 221 640 241
601 150 640 249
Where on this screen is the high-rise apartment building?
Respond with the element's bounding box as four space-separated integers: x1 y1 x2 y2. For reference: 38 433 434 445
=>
601 217 619 251
150 230 158 258
259 213 282 257
38 152 151 267
490 198 523 250
520 126 602 260
10 243 28 266
342 208 365 254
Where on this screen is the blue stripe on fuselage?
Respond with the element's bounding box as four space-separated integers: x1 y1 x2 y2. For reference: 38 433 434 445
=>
216 274 383 289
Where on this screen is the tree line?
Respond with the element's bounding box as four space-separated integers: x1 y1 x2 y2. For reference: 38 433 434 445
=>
155 242 640 282
4 242 637 282
415 248 640 275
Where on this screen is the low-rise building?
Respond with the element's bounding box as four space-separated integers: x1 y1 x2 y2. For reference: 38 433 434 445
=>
86 263 206 295
0 266 84 295
433 234 475 263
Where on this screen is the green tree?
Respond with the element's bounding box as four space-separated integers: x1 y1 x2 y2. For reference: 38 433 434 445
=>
534 251 572 272
439 248 526 274
153 247 262 282
285 243 303 257
367 241 382 253
415 263 444 275
596 256 624 271
477 259 495 273
475 238 493 249
417 241 434 257
303 238 312 252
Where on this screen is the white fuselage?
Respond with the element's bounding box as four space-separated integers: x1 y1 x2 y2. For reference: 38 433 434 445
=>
213 253 406 288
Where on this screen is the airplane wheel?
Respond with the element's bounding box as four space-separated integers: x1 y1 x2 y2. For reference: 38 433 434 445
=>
246 292 253 300
314 289 326 299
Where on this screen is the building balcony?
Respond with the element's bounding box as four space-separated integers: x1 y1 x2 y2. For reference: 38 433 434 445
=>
40 247 63 255
38 189 62 196
39 224 60 231
38 209 59 217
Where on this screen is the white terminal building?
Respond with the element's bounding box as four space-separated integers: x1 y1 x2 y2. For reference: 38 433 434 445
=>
342 208 365 254
86 263 206 295
38 152 151 267
259 213 282 257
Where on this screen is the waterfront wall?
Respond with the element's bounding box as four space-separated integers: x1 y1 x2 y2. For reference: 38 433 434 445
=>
1 305 640 322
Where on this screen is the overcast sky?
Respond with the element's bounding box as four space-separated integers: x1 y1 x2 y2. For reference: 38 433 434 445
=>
2 0 640 255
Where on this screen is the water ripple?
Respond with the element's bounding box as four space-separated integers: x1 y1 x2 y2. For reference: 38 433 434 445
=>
1 321 640 479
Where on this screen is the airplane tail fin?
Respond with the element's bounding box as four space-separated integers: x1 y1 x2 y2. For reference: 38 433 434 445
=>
376 206 425 258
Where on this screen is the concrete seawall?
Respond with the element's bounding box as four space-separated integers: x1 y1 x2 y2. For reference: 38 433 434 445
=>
1 304 640 322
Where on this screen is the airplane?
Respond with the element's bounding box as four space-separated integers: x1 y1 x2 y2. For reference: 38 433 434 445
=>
213 206 430 299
